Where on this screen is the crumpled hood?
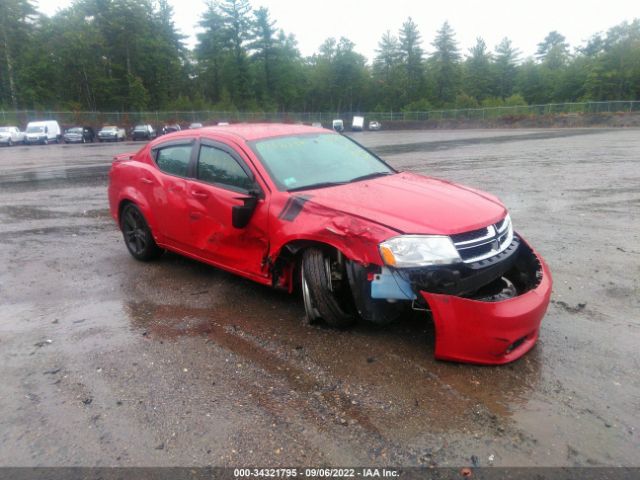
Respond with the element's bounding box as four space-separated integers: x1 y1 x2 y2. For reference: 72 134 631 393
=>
303 172 507 235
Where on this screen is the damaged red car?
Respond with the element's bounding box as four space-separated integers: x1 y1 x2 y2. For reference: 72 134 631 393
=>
108 124 552 365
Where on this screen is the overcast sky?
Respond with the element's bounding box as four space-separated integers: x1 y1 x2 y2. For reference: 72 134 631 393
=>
37 0 636 61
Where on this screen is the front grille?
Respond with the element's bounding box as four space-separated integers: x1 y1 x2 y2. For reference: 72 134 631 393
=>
450 227 488 243
451 215 513 263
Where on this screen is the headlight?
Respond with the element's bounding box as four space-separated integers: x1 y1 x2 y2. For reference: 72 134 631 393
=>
379 235 461 268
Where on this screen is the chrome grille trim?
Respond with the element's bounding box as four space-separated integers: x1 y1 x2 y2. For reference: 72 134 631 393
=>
451 215 513 263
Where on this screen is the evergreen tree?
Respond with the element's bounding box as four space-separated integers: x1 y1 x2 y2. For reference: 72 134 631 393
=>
196 2 228 104
536 31 570 69
464 37 493 102
430 21 461 105
372 31 403 109
249 7 277 104
493 37 519 99
398 17 424 104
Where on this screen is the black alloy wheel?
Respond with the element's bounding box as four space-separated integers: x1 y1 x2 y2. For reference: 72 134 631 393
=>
120 204 163 261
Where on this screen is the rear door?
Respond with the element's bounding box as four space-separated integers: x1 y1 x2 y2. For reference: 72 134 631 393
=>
146 140 197 250
185 139 270 279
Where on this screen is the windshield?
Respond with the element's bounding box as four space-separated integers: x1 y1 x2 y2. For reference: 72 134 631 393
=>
27 126 44 133
251 133 394 191
67 128 82 133
102 126 117 131
0 127 10 132
134 125 147 131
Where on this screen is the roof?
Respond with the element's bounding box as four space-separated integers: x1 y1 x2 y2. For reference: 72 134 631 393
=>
199 123 330 141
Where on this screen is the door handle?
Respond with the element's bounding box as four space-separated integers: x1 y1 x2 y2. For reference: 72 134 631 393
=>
191 190 209 199
140 177 153 185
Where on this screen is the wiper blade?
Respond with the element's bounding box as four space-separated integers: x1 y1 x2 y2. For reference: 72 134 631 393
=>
349 171 394 183
287 181 348 192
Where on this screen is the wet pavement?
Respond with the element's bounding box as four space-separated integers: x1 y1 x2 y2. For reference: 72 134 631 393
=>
0 129 638 467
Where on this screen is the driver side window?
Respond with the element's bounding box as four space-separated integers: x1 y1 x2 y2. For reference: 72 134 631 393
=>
197 145 254 191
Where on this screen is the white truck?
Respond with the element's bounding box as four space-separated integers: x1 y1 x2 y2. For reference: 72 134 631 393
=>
0 126 26 146
24 120 62 145
351 116 364 131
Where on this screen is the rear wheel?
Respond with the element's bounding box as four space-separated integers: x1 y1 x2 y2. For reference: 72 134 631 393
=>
120 203 163 261
7 139 12 147
301 248 356 328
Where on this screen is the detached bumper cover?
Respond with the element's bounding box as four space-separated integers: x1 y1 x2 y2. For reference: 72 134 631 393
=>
420 249 552 365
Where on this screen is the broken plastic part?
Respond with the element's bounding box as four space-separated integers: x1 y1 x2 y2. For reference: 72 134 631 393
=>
371 267 416 300
421 239 552 365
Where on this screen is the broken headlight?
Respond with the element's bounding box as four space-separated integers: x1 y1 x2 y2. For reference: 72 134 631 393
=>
379 235 461 268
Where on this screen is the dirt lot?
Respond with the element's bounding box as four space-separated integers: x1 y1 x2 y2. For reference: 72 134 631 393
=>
0 129 638 467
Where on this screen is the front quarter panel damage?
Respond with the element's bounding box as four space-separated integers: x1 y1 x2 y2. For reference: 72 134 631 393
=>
267 195 396 288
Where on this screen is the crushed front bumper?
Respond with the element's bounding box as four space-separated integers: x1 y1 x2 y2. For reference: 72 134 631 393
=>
420 241 552 365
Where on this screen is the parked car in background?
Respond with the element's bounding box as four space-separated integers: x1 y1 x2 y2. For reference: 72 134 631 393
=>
24 120 62 145
351 116 364 131
217 122 230 126
132 124 156 141
368 121 382 131
332 119 344 132
107 123 551 365
63 126 95 143
0 126 26 146
98 125 126 142
162 124 181 135
311 122 323 128
189 122 203 129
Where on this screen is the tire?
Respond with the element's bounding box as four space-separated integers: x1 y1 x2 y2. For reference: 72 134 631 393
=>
301 248 356 328
43 138 48 145
7 139 12 147
120 203 163 261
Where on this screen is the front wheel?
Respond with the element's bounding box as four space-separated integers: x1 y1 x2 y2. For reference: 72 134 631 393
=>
7 139 12 147
120 203 163 261
300 248 356 328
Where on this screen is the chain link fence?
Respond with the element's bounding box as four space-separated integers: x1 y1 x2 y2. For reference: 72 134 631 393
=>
1 101 639 128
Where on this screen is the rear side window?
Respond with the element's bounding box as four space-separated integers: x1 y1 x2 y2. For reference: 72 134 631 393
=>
197 145 253 191
156 145 192 177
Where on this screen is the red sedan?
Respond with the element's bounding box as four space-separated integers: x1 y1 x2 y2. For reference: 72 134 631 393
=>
108 124 552 364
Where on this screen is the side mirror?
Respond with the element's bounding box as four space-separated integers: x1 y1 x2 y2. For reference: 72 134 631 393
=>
232 189 260 229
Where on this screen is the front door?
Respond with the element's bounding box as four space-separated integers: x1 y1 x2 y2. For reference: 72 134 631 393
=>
185 141 270 279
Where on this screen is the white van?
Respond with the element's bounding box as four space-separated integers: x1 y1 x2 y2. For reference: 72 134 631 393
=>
24 120 62 145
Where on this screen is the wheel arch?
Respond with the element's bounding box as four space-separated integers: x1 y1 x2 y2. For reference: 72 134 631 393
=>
115 191 160 242
270 238 356 294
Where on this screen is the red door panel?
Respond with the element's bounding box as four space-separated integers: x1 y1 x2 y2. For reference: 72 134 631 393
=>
144 142 194 249
186 181 269 278
185 142 270 279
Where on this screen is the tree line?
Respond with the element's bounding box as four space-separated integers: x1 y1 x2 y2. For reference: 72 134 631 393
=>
1 0 639 113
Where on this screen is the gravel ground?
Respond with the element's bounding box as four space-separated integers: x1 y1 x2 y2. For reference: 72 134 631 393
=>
0 128 638 467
